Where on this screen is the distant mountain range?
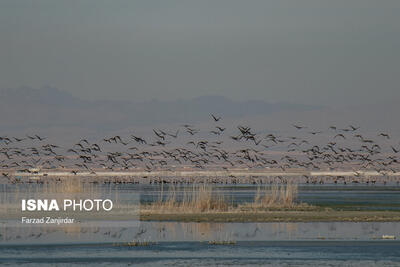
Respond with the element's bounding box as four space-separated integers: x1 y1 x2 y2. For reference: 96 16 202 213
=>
0 86 322 132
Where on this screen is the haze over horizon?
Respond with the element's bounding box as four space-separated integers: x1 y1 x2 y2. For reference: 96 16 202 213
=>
1 86 399 144
1 0 399 108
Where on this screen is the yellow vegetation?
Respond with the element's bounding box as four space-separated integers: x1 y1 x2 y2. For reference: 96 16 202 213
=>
143 183 309 213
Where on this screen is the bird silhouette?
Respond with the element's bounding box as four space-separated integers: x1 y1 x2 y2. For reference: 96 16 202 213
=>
211 114 221 122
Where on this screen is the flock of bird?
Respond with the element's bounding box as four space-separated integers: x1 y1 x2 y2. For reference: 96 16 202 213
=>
1 114 400 184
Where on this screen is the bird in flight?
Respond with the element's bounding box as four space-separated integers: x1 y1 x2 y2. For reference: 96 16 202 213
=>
216 126 225 132
378 133 390 139
334 134 346 139
211 114 221 122
349 125 360 131
293 124 306 130
391 146 399 153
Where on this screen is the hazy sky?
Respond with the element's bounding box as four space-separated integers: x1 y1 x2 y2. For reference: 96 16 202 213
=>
1 0 399 106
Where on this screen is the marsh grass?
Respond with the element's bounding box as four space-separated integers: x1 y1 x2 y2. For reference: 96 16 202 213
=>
247 183 300 210
148 184 228 213
143 183 312 213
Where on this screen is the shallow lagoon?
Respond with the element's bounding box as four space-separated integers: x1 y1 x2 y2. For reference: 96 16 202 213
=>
1 240 400 266
3 183 400 210
1 183 400 266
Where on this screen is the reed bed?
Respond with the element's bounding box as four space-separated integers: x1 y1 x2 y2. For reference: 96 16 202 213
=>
248 183 300 210
147 184 228 213
143 183 311 213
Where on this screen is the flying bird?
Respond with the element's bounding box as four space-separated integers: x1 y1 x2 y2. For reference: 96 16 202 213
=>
292 124 306 130
211 114 221 122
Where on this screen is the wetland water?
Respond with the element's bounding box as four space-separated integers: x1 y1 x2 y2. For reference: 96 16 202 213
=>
1 240 400 266
138 183 400 211
3 183 400 210
1 183 399 266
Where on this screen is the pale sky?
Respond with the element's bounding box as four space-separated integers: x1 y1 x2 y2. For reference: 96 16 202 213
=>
1 0 399 106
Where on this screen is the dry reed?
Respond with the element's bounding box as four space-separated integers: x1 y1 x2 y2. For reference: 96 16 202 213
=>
250 183 299 209
143 183 309 213
148 184 228 213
